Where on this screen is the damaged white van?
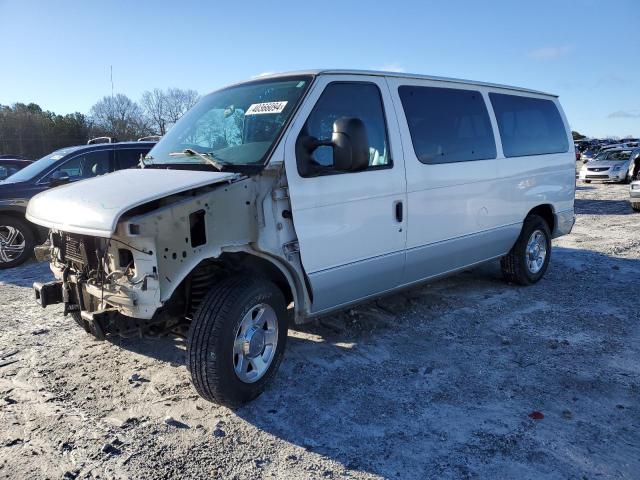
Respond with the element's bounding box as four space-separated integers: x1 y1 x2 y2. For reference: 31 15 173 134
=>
28 70 575 406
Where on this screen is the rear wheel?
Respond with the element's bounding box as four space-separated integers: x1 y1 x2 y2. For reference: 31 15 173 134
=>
186 276 288 407
501 214 551 285
584 180 591 184
0 216 34 269
632 203 640 212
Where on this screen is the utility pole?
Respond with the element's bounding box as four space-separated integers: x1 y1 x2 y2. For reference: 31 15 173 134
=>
110 65 114 98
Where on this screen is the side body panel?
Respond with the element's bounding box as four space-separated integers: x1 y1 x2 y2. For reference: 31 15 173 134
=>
283 75 408 313
386 77 517 285
484 91 575 235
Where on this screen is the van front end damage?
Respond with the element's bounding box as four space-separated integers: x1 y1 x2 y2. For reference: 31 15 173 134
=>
34 228 163 337
29 168 310 338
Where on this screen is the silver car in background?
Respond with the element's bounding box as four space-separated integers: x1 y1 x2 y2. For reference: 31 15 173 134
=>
578 148 640 183
630 180 640 212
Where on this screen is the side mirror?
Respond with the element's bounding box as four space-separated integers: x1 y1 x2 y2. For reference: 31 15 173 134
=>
49 170 70 186
296 117 370 175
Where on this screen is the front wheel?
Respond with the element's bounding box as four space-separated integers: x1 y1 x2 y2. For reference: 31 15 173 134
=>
186 276 288 407
0 216 34 269
501 214 551 285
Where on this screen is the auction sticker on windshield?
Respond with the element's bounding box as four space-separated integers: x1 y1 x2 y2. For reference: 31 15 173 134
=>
245 101 288 115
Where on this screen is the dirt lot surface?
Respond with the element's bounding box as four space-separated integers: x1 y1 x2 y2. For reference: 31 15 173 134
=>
1 182 638 479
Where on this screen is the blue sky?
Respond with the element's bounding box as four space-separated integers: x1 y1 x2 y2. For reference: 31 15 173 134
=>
1 0 638 138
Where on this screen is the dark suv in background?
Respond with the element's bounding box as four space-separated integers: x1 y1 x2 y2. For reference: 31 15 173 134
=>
0 158 32 181
0 138 157 268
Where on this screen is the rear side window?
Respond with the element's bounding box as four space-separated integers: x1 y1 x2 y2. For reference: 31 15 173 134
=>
489 93 569 157
398 86 496 164
42 149 112 182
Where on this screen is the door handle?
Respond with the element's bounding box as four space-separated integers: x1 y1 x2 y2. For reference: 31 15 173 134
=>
395 201 403 222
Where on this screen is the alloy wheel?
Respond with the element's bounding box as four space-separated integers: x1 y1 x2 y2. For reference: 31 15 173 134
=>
233 303 279 383
0 225 26 264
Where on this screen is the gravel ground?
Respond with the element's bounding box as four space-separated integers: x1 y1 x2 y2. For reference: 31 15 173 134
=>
1 182 638 480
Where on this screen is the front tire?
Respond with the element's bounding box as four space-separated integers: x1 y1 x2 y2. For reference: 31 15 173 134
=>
187 276 288 407
501 214 552 286
0 216 35 269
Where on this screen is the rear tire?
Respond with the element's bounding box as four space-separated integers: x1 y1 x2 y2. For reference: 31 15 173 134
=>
584 180 591 184
0 216 34 269
186 276 288 407
501 214 551 286
632 203 640 212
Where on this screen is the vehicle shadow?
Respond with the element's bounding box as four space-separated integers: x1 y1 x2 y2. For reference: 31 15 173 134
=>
0 260 52 287
574 197 634 215
229 250 640 478
111 333 187 366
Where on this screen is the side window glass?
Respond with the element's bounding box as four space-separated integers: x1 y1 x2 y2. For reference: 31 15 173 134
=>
489 93 569 157
45 150 111 182
116 149 146 169
398 86 496 164
299 82 391 174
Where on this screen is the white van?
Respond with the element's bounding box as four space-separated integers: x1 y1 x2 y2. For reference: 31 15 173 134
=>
28 70 575 406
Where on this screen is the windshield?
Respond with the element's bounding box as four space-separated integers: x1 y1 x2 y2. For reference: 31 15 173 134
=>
3 146 82 183
595 150 632 161
147 76 312 169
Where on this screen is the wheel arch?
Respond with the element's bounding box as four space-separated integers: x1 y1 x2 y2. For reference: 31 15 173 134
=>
168 248 306 321
218 251 298 307
526 204 555 233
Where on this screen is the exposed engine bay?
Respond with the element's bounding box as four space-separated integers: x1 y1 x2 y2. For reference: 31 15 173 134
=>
32 168 308 339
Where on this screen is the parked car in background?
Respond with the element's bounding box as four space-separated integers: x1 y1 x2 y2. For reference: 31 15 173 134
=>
578 148 640 183
0 158 32 181
629 180 640 212
28 70 575 406
580 147 599 163
0 138 156 268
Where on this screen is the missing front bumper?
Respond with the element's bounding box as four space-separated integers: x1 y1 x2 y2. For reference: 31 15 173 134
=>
33 281 63 308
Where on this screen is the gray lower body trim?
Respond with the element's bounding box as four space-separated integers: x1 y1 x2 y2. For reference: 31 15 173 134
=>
404 223 521 285
308 223 521 315
308 250 404 313
552 209 575 238
309 253 505 319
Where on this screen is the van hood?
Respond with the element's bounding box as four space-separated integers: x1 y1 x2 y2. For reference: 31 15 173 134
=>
26 169 238 237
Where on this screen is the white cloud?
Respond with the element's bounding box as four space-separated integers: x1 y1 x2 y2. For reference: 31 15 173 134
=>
376 63 406 73
253 71 275 78
528 45 572 61
608 109 640 119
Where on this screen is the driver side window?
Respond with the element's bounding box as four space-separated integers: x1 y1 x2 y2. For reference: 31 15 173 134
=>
299 82 391 174
44 150 112 182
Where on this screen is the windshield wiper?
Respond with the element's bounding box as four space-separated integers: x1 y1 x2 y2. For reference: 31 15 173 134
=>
169 148 229 171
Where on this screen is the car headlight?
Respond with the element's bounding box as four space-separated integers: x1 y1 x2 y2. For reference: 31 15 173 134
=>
611 165 621 171
632 184 640 190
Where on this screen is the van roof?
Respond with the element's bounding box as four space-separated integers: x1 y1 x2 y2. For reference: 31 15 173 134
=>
249 69 557 98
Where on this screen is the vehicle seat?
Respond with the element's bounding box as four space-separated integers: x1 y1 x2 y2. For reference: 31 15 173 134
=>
91 161 109 176
369 147 381 166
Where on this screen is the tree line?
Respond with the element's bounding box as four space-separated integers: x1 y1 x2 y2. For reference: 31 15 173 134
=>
0 88 199 159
